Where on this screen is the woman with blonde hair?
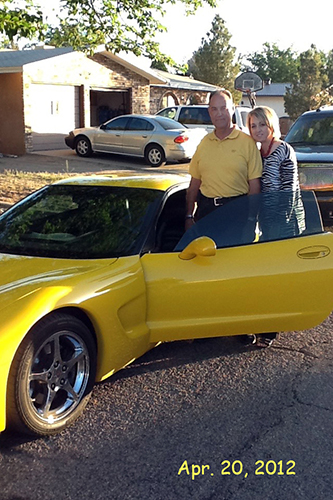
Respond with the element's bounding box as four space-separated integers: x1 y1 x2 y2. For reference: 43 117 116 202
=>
247 106 300 192
247 106 304 347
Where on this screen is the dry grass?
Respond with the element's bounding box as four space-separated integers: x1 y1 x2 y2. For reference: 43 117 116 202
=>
0 170 72 205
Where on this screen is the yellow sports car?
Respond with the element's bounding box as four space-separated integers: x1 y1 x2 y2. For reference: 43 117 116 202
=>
1 173 333 436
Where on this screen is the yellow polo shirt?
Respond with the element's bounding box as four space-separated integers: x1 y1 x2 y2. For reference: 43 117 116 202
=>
189 128 262 198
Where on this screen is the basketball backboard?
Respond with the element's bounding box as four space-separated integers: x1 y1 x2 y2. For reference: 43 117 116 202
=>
234 71 263 108
234 71 263 93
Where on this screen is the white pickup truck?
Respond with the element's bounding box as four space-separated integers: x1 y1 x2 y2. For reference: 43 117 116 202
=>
156 104 250 134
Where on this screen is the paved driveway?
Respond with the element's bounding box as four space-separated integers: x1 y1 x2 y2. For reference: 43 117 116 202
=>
1 322 333 500
0 149 190 175
1 150 333 499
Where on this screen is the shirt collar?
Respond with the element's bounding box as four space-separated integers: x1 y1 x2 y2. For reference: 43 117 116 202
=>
208 126 240 141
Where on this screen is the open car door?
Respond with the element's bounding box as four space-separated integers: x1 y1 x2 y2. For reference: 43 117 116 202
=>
141 191 333 342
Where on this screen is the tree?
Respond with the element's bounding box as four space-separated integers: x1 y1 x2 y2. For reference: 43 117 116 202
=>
243 42 298 83
150 59 168 72
326 49 333 85
0 1 45 41
284 45 332 120
187 15 240 100
0 0 216 65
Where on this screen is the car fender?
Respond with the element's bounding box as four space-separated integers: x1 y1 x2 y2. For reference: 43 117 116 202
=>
0 255 151 432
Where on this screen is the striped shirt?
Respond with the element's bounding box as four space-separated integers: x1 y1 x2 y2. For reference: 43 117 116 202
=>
261 142 299 192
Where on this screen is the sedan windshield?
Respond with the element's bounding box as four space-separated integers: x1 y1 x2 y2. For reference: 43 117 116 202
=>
0 185 163 259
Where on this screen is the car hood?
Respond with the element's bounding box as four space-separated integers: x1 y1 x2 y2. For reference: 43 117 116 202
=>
0 253 117 311
293 145 333 164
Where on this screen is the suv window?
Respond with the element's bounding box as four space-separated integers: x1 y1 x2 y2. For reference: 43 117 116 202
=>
286 111 333 146
178 107 212 126
157 107 177 119
240 110 250 128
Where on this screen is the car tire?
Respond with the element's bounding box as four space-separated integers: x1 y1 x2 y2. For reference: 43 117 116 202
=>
145 144 166 167
75 136 93 157
7 313 97 436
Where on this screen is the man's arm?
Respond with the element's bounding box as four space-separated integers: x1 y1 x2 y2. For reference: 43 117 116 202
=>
185 177 201 229
248 178 261 195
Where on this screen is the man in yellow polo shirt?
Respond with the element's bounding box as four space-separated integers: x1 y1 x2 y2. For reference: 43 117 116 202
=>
186 89 262 226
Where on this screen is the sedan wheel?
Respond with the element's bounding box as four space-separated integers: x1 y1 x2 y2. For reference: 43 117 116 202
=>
7 313 96 436
145 144 166 167
75 136 93 157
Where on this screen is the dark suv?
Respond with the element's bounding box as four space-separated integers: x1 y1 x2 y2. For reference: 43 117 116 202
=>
285 106 333 222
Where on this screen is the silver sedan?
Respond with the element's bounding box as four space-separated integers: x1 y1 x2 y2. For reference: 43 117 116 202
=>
65 114 206 167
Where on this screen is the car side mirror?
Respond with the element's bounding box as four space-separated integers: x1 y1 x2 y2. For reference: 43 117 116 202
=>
178 236 216 260
100 123 107 130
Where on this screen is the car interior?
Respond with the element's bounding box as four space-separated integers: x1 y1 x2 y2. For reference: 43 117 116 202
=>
154 189 187 252
151 189 324 255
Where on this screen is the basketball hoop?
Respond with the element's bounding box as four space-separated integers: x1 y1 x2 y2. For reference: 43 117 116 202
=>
234 71 263 108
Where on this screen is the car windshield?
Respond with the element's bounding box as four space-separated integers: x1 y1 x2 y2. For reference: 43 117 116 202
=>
0 185 163 259
286 114 333 146
153 116 186 130
175 190 322 252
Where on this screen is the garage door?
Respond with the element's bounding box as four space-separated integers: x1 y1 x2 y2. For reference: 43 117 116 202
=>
30 84 80 150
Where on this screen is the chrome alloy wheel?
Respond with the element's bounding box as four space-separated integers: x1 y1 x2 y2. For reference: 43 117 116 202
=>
27 331 90 425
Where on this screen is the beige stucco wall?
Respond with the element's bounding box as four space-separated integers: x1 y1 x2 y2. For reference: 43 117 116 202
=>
240 94 287 118
0 72 25 155
23 51 132 132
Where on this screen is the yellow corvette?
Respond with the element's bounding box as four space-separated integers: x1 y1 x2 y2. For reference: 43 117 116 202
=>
1 173 333 436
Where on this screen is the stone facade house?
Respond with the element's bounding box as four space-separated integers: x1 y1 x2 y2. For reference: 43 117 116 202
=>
0 47 216 155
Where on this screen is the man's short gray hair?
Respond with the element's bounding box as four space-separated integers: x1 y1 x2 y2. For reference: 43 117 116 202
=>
209 89 233 103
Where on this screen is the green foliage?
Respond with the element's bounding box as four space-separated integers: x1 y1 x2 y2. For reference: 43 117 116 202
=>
150 59 169 71
243 43 298 83
0 1 46 41
284 45 333 120
0 0 216 64
244 42 333 120
187 15 241 101
326 49 333 85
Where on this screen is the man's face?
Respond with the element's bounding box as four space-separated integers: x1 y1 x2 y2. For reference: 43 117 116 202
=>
208 93 234 130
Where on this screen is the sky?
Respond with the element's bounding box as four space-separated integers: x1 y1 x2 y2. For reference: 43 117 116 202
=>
37 0 333 66
157 0 333 65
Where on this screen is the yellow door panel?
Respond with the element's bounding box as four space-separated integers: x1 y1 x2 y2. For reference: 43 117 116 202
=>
142 233 333 342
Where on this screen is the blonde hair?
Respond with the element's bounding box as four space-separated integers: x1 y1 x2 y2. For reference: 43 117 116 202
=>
247 106 281 139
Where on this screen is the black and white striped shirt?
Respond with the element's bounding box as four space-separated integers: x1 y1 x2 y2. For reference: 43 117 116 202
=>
261 142 299 192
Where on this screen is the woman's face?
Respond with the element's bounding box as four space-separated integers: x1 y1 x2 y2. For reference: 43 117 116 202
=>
249 115 274 144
